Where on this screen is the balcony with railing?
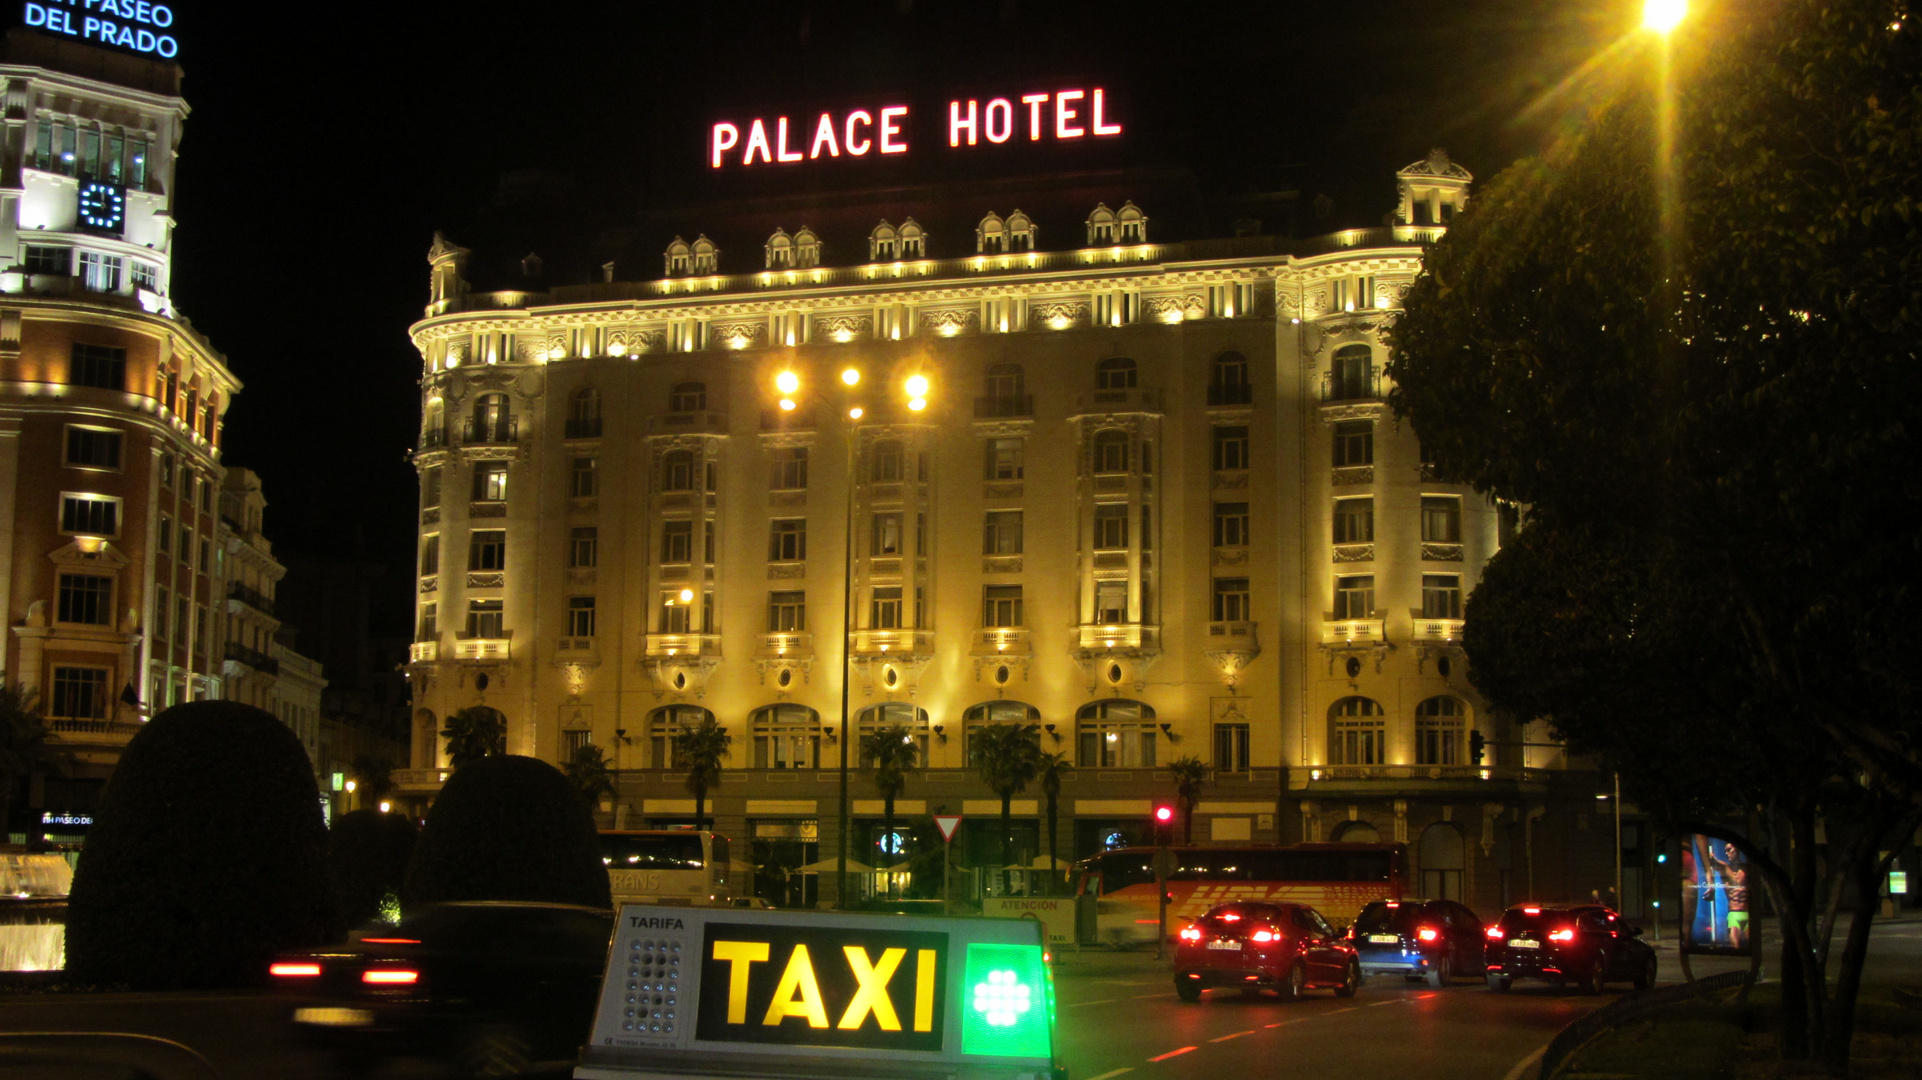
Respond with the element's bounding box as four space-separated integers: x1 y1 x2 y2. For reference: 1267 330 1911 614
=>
973 395 1033 419
1072 622 1161 654
224 640 280 674
564 416 603 439
1073 387 1163 416
227 581 275 616
644 632 721 659
758 631 814 659
420 426 449 449
850 628 936 658
972 627 1031 656
461 416 520 444
452 635 512 661
45 717 140 747
1410 616 1465 644
1321 366 1382 403
1321 615 1386 645
1206 621 1259 650
1206 383 1254 407
409 641 439 663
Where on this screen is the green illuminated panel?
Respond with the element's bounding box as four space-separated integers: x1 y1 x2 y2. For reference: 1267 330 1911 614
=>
960 942 1052 1060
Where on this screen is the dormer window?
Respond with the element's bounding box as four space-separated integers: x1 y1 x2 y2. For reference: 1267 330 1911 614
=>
691 235 719 274
1087 203 1117 245
665 237 693 277
793 226 821 268
1117 201 1147 243
1006 211 1035 252
1396 149 1473 226
869 220 898 262
898 217 926 259
977 212 1006 254
766 228 794 269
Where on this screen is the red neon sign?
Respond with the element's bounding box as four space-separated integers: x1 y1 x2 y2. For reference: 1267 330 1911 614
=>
710 88 1121 169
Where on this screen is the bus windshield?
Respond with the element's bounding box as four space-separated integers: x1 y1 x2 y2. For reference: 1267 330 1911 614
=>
600 832 705 870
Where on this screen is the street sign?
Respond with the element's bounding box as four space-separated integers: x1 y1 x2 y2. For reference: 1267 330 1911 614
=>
933 815 963 843
575 905 1059 1080
1151 846 1178 881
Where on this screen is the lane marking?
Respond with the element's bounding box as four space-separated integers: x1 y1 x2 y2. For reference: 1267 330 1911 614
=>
1086 1070 1135 1080
1208 1030 1256 1043
1322 1006 1357 1016
1067 998 1119 1007
1500 1045 1548 1080
1130 992 1165 999
1263 1020 1305 1028
1366 998 1404 1006
1148 1047 1198 1062
1418 992 1438 999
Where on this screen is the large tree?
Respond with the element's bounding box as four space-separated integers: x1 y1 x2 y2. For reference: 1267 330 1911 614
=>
1165 756 1209 846
970 722 1042 879
860 722 919 897
440 706 505 768
1388 1 1921 1069
1036 751 1073 892
0 684 62 838
673 715 731 832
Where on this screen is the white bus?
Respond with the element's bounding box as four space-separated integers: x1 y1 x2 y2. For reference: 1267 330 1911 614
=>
598 830 733 907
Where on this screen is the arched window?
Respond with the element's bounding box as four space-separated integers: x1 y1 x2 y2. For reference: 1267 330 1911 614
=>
1092 429 1129 474
765 228 794 269
670 381 707 412
662 449 696 492
1418 822 1466 901
1330 697 1385 765
1006 210 1035 252
869 220 898 261
690 235 719 274
424 398 445 443
856 702 929 765
1331 820 1380 843
1117 201 1148 243
1330 345 1375 401
1096 357 1137 390
1086 202 1117 246
647 704 713 769
469 393 511 443
1210 351 1251 405
793 227 821 269
898 217 926 259
1415 696 1467 766
962 700 1041 763
568 387 602 438
977 212 1006 254
984 363 1026 416
870 440 905 482
664 237 693 276
751 703 821 769
1077 699 1156 768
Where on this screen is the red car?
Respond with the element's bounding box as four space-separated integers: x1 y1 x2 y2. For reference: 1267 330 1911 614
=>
1174 901 1361 1002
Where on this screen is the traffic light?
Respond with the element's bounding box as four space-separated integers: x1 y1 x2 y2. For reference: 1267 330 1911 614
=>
1469 730 1486 765
1153 804 1174 845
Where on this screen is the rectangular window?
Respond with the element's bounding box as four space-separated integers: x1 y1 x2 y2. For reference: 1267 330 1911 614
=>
1213 502 1250 547
159 452 175 489
983 584 1023 628
129 137 148 187
64 426 122 469
985 437 1025 480
570 456 598 498
769 519 806 561
1094 580 1128 623
1093 504 1129 550
1212 425 1250 470
872 512 903 555
870 586 903 629
56 573 113 625
1333 420 1374 467
154 585 169 639
198 539 210 574
60 493 119 536
1422 574 1464 619
1421 496 1463 543
983 510 1023 555
421 467 442 508
419 534 440 576
1333 497 1375 543
1141 505 1153 551
871 445 904 482
24 246 70 275
1214 723 1251 773
69 343 127 390
466 599 504 638
79 251 122 292
1213 577 1251 622
418 602 438 641
662 520 694 563
131 261 159 292
567 595 597 637
49 667 109 720
472 462 508 502
569 526 598 568
1334 575 1375 620
468 530 506 572
659 593 700 633
768 590 806 632
771 447 808 490
158 516 173 554
195 605 209 649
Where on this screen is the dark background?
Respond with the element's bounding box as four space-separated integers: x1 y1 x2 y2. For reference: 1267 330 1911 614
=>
148 0 1633 637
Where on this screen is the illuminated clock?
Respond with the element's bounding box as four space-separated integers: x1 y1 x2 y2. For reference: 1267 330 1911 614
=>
76 181 127 236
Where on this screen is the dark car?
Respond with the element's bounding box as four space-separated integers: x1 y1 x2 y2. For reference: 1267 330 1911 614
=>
1174 901 1360 1002
271 901 615 1076
1483 903 1656 994
1349 898 1486 987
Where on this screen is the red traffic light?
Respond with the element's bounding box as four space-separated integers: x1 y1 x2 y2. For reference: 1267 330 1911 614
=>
1154 806 1174 823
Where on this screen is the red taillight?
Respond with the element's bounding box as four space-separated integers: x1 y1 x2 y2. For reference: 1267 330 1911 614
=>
270 962 321 978
362 969 420 985
359 938 420 945
1523 907 1541 915
1179 927 1202 942
1416 927 1439 943
1548 928 1575 943
1220 913 1241 922
1486 926 1505 940
1252 929 1276 943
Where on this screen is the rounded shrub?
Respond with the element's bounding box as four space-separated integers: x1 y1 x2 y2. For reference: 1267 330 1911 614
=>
65 701 331 989
327 808 418 935
403 755 610 909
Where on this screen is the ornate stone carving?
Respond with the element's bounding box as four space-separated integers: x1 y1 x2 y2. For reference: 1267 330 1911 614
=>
1030 300 1090 326
467 573 505 588
418 576 438 594
1421 543 1465 562
921 309 978 334
1333 544 1376 563
813 313 873 340
566 568 597 586
982 555 1023 574
1212 472 1250 490
983 482 1024 499
769 563 806 579
713 322 768 347
1211 547 1248 567
1332 467 1375 486
1142 294 1206 320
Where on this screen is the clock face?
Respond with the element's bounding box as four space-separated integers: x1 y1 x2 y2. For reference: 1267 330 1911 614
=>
77 181 126 235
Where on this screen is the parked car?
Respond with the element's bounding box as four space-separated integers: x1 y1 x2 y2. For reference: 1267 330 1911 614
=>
1483 903 1656 994
1174 901 1361 1002
1350 898 1486 987
271 901 614 1075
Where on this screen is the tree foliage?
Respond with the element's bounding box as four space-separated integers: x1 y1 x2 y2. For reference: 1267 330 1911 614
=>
327 808 418 936
0 683 62 838
65 702 331 989
673 715 731 832
861 723 919 894
1388 1 1921 1069
563 743 617 810
970 723 1041 872
1036 751 1073 891
403 754 610 909
440 706 505 768
1165 756 1209 845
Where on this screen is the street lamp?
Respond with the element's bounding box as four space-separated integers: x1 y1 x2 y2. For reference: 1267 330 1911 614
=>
1641 0 1686 34
772 362 931 909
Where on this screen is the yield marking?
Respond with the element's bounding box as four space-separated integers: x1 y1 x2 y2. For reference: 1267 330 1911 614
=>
1208 1030 1256 1042
1148 1047 1198 1062
1085 1070 1135 1080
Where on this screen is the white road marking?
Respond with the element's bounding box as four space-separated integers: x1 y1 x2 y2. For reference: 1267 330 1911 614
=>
1085 1069 1135 1080
1367 998 1404 1006
1067 998 1119 1007
1322 1006 1357 1016
1131 992 1166 999
1500 1045 1548 1080
1208 1030 1256 1042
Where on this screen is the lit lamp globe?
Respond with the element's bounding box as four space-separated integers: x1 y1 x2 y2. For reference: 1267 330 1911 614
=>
1642 0 1686 33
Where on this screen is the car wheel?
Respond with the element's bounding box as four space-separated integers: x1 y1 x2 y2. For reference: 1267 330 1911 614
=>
1176 979 1202 1003
459 1021 532 1078
1634 956 1656 991
1279 962 1306 1002
1582 961 1607 995
1425 954 1452 989
1487 973 1511 992
1335 960 1361 999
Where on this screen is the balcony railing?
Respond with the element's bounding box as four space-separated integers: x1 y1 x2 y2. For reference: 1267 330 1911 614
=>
1072 623 1161 653
409 641 439 662
1207 620 1259 644
1305 764 1547 785
46 717 138 745
224 640 280 674
758 631 813 658
420 426 449 449
1322 366 1382 402
851 628 936 657
564 417 603 439
645 632 721 658
1322 617 1386 645
461 417 519 443
973 395 1033 419
227 581 275 615
453 636 511 661
1206 383 1254 406
1411 617 1465 643
973 628 1030 655
1074 387 1163 416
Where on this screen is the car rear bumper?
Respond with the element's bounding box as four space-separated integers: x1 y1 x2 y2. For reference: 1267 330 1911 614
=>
1176 966 1282 988
1354 946 1431 976
1487 951 1587 979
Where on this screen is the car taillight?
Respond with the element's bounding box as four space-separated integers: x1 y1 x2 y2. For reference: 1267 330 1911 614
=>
1179 927 1201 942
1523 907 1541 915
1486 926 1505 940
1548 928 1575 943
270 962 321 978
1416 927 1439 943
359 938 420 945
1252 930 1276 943
1219 912 1240 921
362 969 420 985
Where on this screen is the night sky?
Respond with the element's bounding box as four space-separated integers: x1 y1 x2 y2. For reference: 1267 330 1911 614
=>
153 0 1631 635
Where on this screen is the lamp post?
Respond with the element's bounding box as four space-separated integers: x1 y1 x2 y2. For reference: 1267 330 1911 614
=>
773 363 930 909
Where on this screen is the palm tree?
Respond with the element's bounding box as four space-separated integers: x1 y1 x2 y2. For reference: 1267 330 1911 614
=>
440 706 505 767
673 715 731 832
563 743 618 814
971 722 1042 879
1166 755 1210 844
860 723 920 898
0 684 62 838
1036 750 1072 893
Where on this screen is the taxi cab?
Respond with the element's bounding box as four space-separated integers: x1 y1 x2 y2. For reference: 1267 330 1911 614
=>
1173 901 1360 1002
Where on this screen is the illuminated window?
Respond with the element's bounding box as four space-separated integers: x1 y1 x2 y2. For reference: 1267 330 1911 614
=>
856 702 930 764
1077 699 1156 768
64 426 122 469
1421 496 1462 543
1212 578 1250 622
468 530 506 572
56 573 113 625
770 447 808 490
1214 502 1249 547
465 599 504 639
49 667 109 721
769 519 806 561
567 595 597 637
1094 580 1128 623
469 393 513 442
962 701 1040 761
1334 575 1374 619
569 527 598 568
131 262 159 292
984 510 1023 555
985 437 1025 480
870 586 904 629
79 251 121 292
563 728 592 757
1333 497 1375 544
59 493 119 537
1333 421 1374 467
983 585 1023 628
69 343 126 390
1212 425 1250 471
648 704 713 768
1422 574 1463 619
872 512 903 555
1095 356 1137 389
1415 697 1466 765
472 462 508 502
569 456 598 498
753 703 822 769
417 602 437 641
767 591 806 632
1093 430 1129 473
1330 697 1386 765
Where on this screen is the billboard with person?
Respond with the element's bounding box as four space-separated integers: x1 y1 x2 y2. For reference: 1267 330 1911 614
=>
1680 834 1753 956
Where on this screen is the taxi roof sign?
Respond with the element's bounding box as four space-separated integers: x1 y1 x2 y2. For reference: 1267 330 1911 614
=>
576 904 1060 1080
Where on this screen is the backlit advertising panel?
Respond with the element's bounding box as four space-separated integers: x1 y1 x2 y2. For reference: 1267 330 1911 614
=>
1680 834 1754 956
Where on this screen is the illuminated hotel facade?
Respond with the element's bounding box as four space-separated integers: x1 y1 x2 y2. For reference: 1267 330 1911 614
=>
403 151 1628 911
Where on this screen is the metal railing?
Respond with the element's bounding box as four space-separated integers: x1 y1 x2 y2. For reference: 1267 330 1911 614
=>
564 417 603 439
420 426 448 449
227 581 274 615
223 640 279 674
1539 970 1751 1079
973 395 1032 418
1322 366 1383 402
461 416 519 443
1207 383 1254 406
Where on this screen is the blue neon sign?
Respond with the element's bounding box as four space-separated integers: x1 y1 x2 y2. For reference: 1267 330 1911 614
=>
23 1 179 60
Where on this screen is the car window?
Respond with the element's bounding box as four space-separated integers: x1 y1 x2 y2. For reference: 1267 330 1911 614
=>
1310 910 1336 938
1578 911 1609 932
1451 903 1482 930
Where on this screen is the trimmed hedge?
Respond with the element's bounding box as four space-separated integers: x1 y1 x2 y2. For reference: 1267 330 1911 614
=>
65 701 331 989
327 808 418 935
403 755 610 909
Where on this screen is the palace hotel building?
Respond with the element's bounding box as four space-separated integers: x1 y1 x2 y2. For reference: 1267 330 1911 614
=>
402 134 1633 911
